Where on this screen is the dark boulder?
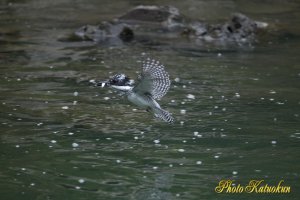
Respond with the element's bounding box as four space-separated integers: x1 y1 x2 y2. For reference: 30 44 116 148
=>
70 5 269 47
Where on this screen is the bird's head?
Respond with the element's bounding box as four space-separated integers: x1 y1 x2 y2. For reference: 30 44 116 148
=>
97 73 134 91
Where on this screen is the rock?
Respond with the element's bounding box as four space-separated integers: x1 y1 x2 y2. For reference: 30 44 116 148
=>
118 5 186 30
74 21 134 42
185 13 268 44
70 5 269 47
219 13 266 42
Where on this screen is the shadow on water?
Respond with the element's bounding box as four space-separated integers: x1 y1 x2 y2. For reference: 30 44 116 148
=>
0 0 300 200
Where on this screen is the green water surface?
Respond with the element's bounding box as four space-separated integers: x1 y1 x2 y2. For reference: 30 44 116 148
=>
0 0 299 199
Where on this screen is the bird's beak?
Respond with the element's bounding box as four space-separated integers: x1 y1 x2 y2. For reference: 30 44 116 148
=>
96 80 110 88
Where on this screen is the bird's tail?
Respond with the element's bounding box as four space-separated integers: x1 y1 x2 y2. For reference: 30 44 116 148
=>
153 107 174 123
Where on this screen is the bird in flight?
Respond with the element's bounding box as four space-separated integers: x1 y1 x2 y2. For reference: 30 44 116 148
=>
98 58 174 123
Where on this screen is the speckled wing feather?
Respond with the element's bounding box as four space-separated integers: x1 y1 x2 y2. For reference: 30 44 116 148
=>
133 58 171 100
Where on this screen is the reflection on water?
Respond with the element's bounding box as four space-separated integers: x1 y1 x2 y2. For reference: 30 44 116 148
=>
0 0 300 199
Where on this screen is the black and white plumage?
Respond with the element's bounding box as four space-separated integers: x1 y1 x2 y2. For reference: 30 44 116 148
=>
99 58 174 123
134 59 171 100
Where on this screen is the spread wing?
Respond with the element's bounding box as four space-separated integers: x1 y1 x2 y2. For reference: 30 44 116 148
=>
133 58 171 100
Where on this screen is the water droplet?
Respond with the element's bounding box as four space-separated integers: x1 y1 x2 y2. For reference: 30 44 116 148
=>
196 161 202 165
72 143 79 148
153 139 160 144
186 94 195 99
62 106 69 110
78 179 85 184
235 93 240 98
89 79 96 84
271 140 277 145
